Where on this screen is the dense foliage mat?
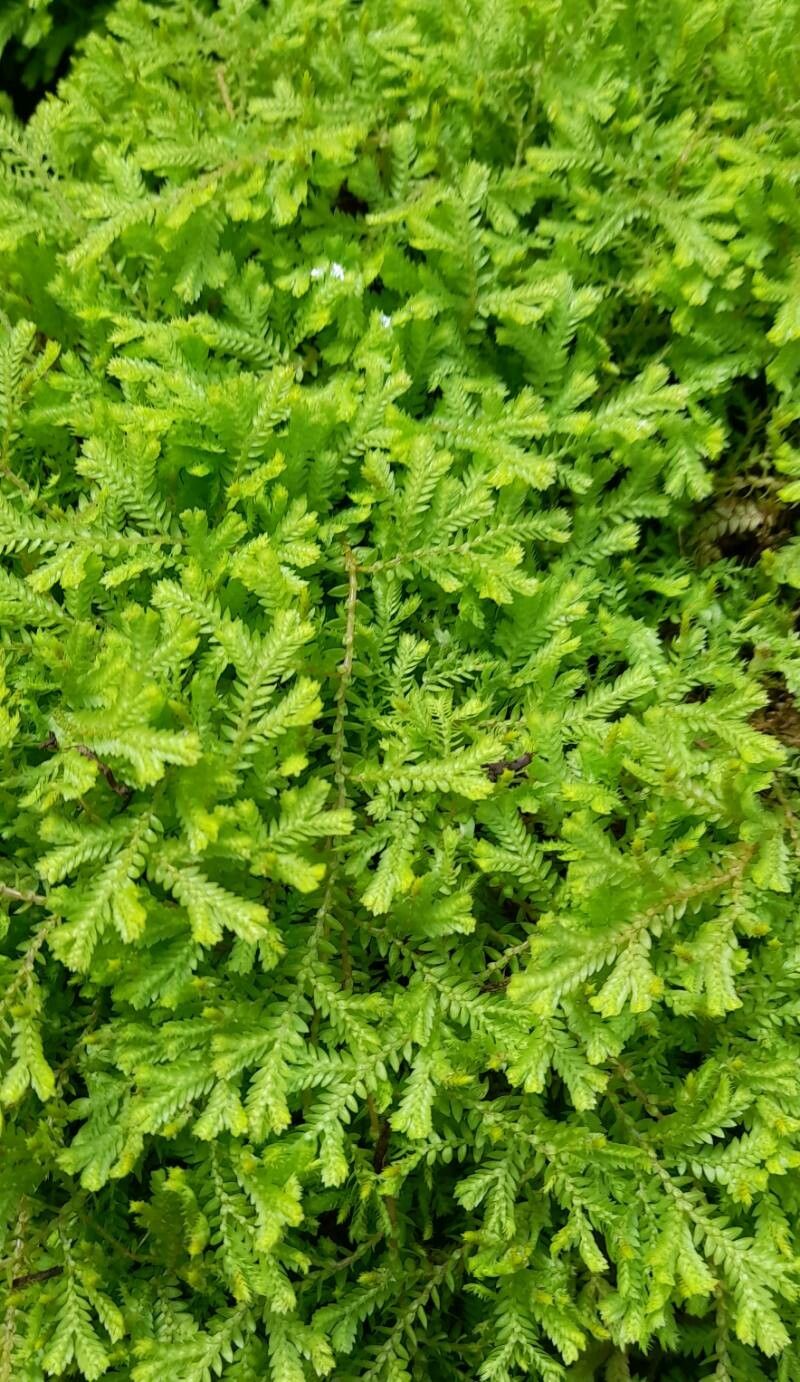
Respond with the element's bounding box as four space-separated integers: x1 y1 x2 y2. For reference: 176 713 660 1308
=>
1 0 800 1377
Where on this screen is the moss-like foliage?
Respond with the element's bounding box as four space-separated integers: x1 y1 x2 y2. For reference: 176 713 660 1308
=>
1 1 800 1377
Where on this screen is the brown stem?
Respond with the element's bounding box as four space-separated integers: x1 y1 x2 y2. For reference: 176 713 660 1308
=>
366 1094 397 1227
366 1092 381 1140
366 1097 392 1172
10 1266 63 1291
373 1120 392 1173
75 746 132 799
40 733 131 799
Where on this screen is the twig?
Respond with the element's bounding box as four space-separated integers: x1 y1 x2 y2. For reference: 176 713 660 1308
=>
372 1119 392 1172
75 746 131 799
0 882 47 907
40 732 131 799
215 66 236 120
10 1266 63 1291
328 544 359 987
367 1092 392 1171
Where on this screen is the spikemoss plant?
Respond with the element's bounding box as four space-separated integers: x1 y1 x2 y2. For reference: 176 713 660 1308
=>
1 1 800 1378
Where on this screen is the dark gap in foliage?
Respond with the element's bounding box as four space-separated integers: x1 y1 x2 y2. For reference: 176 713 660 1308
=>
139 170 165 196
484 1069 512 1100
316 1209 353 1248
518 200 556 236
0 46 66 121
608 307 674 369
627 1343 673 1379
0 1 111 120
520 812 545 838
399 383 443 420
751 675 800 747
688 370 800 565
600 467 626 495
683 684 714 703
735 369 770 419
333 182 370 217
673 1046 706 1074
658 618 681 645
694 498 797 566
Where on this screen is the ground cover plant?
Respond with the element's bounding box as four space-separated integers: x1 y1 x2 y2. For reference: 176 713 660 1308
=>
1 0 800 1376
